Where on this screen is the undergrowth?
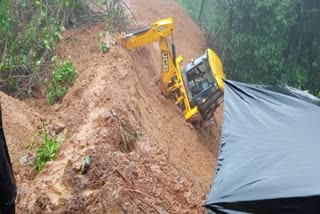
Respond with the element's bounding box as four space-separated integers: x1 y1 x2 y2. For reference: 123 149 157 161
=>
0 0 130 98
101 0 130 32
47 61 76 104
34 130 62 172
0 0 96 97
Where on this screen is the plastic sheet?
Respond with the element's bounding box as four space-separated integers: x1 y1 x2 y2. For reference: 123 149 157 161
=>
205 80 320 213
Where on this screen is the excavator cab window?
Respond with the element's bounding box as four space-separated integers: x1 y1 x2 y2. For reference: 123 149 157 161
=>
183 55 222 115
186 57 215 98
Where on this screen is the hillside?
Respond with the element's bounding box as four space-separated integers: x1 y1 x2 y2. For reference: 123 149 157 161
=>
2 0 223 213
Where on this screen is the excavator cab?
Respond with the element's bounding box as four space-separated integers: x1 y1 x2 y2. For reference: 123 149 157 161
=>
181 49 224 120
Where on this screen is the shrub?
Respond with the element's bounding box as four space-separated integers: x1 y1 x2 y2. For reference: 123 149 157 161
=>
34 131 61 172
47 61 76 104
0 0 93 97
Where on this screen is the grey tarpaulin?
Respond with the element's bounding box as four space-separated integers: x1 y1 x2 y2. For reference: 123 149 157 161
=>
205 80 320 214
0 104 16 213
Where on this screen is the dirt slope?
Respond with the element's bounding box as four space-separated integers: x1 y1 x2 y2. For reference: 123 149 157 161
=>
124 0 223 187
2 1 223 213
126 0 207 79
1 92 38 181
126 0 205 58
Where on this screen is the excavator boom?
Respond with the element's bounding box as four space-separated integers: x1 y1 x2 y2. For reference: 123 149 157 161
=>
122 18 174 50
122 18 180 94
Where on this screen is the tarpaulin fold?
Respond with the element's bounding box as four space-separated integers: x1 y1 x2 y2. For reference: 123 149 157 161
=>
205 80 320 213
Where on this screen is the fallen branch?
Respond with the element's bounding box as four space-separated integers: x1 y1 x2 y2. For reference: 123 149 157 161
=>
137 197 161 214
125 188 155 201
92 166 113 205
127 196 147 214
119 126 129 151
138 205 147 213
136 88 153 112
114 168 135 188
92 181 109 206
109 112 130 152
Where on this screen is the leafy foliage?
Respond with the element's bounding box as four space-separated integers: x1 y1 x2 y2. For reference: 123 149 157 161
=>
100 41 109 53
0 0 90 97
34 130 61 172
98 31 110 53
179 0 320 96
47 61 76 104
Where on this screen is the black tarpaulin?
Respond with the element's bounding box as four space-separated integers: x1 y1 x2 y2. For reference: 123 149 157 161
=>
205 80 320 214
0 104 16 213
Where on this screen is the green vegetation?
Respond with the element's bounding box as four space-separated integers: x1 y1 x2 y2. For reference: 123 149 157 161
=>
0 0 130 98
0 0 90 97
100 42 109 53
47 61 76 104
98 32 110 53
34 130 62 172
179 0 320 96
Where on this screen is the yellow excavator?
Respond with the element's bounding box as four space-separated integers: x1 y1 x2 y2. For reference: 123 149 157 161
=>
122 17 225 122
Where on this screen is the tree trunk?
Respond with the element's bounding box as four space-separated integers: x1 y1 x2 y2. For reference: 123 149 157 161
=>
226 0 234 43
223 0 234 63
198 0 205 22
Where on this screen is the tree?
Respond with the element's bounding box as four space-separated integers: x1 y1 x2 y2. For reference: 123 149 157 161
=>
179 0 320 96
198 0 206 22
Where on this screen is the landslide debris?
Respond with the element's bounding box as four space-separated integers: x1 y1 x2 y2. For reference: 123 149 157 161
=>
2 1 223 213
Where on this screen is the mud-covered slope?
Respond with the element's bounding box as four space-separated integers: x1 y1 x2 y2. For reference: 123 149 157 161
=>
125 0 207 79
1 92 38 181
126 0 206 59
2 1 223 213
125 0 223 187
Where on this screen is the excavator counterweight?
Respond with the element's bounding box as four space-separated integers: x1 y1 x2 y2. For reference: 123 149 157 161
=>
121 17 225 122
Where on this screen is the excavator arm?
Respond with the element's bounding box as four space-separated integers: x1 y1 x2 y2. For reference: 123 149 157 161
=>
122 18 181 94
122 17 224 122
122 18 174 50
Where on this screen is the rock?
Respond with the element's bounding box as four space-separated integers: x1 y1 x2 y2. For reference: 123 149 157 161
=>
79 156 92 174
53 122 65 135
111 109 118 117
159 208 169 214
53 104 61 112
33 112 40 117
20 154 34 166
104 112 113 124
28 155 36 163
46 122 65 136
20 155 29 166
